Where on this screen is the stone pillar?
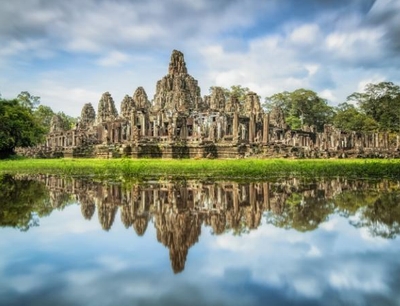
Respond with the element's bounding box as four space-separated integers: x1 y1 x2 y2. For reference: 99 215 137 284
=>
249 183 255 207
249 114 255 143
72 131 76 146
397 134 400 149
193 118 198 139
233 183 239 214
262 182 269 210
217 120 222 140
262 113 269 145
233 112 239 141
141 115 146 137
110 123 115 143
181 118 188 140
130 114 136 141
153 121 158 137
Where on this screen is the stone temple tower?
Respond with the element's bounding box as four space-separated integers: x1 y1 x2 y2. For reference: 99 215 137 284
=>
97 92 118 123
152 50 203 114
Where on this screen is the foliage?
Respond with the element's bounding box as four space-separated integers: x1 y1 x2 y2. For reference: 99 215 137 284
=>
33 106 77 133
210 85 250 103
334 182 400 238
0 174 52 230
264 89 334 131
266 192 335 232
34 105 55 133
332 102 379 132
348 82 400 132
17 91 40 110
0 98 45 158
57 111 78 130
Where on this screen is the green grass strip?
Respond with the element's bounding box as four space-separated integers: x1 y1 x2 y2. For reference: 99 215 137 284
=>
1 158 400 181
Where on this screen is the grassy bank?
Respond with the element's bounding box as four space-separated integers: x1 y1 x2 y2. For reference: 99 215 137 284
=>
1 158 400 180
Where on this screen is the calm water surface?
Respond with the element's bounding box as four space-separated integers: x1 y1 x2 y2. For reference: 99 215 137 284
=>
0 175 400 306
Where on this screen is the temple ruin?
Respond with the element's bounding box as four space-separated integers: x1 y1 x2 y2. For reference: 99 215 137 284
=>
25 50 400 158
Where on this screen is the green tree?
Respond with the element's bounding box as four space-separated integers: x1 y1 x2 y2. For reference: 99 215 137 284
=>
210 85 250 103
34 105 55 133
0 98 45 158
57 111 78 130
332 102 378 132
265 89 334 131
348 82 400 132
17 91 40 110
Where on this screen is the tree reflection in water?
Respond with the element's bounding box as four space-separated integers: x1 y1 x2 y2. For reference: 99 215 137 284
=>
1 174 400 272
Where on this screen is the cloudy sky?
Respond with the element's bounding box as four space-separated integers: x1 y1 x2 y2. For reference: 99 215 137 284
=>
1 0 400 117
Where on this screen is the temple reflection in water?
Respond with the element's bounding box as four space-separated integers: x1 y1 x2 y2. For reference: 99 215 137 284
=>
4 175 400 273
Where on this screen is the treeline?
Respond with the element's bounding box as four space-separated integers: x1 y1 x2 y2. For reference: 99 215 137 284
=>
0 92 76 158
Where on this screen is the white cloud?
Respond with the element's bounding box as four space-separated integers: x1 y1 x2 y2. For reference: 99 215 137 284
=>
325 28 385 63
289 24 321 45
97 51 130 67
320 89 336 102
1 0 400 116
357 75 386 92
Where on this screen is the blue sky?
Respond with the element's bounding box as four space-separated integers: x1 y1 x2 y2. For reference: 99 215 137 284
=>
1 0 400 117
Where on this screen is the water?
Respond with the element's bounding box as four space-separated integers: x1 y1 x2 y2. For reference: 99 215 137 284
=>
0 175 400 306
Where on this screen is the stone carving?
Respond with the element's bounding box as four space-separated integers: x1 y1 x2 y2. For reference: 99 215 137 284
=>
225 95 241 113
153 50 202 113
133 86 150 110
120 95 135 119
205 87 226 111
97 92 118 123
80 103 96 127
243 92 262 114
269 106 286 129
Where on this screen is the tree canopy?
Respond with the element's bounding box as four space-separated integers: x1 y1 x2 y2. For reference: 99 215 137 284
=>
347 82 400 132
0 97 45 158
332 102 379 132
264 89 334 131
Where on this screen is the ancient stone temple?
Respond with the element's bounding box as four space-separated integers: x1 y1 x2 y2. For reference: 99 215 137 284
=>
33 50 399 158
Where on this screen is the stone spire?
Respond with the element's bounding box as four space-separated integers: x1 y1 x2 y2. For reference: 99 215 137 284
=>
204 87 226 111
80 103 96 127
269 107 286 129
97 92 118 123
120 95 135 119
168 50 188 75
133 86 151 110
153 50 203 113
243 92 263 115
225 95 241 113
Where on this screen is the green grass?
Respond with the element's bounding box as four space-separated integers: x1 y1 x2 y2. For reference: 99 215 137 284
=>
1 158 400 181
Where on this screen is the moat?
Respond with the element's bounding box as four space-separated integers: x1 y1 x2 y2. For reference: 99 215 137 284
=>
1 175 400 305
